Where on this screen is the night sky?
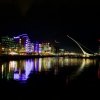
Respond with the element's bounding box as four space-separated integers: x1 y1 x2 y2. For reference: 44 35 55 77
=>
0 0 100 52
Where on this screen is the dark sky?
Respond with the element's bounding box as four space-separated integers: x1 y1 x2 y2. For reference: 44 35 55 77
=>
0 0 100 52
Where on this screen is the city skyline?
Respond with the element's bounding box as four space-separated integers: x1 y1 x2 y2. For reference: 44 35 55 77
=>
0 0 100 97
0 33 99 56
0 32 99 53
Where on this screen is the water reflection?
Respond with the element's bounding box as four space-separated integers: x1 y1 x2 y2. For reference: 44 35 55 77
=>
0 57 97 82
69 59 96 81
98 60 100 79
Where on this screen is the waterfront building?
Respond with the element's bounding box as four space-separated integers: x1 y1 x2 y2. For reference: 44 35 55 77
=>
1 36 17 54
13 34 31 54
0 34 56 55
34 42 39 54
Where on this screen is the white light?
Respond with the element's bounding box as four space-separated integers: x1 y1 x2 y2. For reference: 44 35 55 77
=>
9 52 18 55
14 37 19 39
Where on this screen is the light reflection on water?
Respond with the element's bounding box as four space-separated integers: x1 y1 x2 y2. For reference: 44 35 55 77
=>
68 59 96 81
98 61 100 79
0 57 97 81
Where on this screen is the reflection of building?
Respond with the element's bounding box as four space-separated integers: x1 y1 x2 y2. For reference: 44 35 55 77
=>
0 43 2 55
0 58 53 81
98 63 100 79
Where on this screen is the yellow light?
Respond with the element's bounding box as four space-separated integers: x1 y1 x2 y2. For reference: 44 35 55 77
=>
39 58 42 72
9 49 11 51
9 52 18 55
82 54 90 58
19 39 21 44
2 48 4 50
2 65 4 73
9 61 17 71
14 49 17 51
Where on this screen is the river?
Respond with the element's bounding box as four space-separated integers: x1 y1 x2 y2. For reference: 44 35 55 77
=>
0 57 99 98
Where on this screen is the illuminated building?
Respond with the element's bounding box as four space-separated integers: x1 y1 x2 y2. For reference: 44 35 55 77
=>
59 49 64 55
1 36 17 54
0 34 56 55
30 43 34 52
41 43 50 53
39 44 42 53
13 34 54 54
34 42 39 53
13 34 32 53
32 43 42 54
31 42 53 54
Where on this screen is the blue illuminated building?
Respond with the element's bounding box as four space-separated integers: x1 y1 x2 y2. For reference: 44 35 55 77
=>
34 42 39 53
13 34 32 53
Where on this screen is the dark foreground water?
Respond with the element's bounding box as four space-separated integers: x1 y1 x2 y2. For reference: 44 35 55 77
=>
0 57 99 98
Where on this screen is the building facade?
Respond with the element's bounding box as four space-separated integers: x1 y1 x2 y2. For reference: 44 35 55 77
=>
1 36 17 54
13 34 32 54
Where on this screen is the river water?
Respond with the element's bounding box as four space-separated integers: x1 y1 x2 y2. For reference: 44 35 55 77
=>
0 57 99 98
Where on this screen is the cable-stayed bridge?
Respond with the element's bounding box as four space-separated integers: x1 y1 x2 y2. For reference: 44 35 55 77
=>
67 35 94 57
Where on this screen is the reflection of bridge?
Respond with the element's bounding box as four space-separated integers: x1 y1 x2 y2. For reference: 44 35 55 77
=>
68 58 95 81
67 35 93 57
